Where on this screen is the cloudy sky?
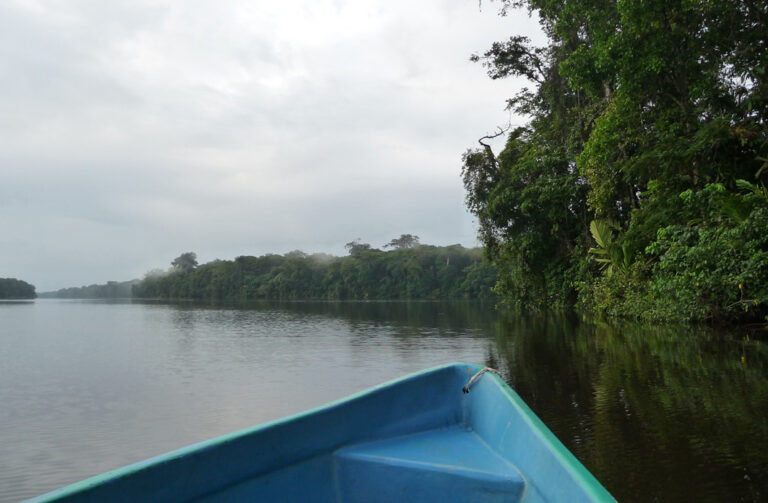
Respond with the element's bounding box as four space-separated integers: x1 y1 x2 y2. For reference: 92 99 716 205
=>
0 0 541 291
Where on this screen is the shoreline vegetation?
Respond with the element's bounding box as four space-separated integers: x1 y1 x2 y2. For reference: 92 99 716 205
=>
41 238 499 302
0 278 36 299
462 0 768 324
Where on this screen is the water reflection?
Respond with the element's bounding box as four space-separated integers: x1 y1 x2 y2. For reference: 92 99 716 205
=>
2 301 767 502
488 314 768 502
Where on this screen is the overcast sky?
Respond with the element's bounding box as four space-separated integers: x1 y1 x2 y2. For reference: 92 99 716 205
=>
0 0 541 291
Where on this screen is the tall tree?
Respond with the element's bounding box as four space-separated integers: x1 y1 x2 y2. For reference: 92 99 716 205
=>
345 239 373 255
171 252 198 273
383 234 420 249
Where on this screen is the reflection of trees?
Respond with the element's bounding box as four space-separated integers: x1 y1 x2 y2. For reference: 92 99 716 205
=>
491 315 768 502
235 300 500 337
150 300 501 358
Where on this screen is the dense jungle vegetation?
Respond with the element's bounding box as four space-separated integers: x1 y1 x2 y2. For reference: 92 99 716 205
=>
463 0 768 323
0 278 36 299
44 238 498 301
133 242 497 301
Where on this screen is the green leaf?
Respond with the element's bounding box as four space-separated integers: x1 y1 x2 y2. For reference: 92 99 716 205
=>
590 220 614 249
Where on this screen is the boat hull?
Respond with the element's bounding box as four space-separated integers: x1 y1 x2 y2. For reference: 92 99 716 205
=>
26 363 614 502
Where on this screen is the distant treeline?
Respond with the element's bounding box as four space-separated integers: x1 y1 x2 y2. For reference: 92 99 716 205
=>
135 242 497 301
0 278 36 299
40 280 139 299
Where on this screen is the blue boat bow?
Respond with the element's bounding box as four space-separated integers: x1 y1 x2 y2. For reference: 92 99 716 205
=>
26 363 614 502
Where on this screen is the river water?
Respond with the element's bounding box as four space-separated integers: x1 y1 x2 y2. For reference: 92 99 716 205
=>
1 299 767 502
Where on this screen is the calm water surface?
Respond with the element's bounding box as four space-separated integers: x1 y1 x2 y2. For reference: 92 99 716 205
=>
1 299 767 502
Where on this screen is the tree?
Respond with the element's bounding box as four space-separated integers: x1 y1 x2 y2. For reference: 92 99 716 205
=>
344 239 373 255
383 234 420 249
463 4 593 309
284 250 308 259
171 252 198 273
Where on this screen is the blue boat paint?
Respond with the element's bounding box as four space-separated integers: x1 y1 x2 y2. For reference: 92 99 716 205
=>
335 426 527 502
25 363 614 502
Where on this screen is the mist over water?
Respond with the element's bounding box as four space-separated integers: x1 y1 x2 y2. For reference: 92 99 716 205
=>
2 300 767 502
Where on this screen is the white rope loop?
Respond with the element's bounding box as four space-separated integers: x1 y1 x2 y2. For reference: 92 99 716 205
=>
462 367 501 394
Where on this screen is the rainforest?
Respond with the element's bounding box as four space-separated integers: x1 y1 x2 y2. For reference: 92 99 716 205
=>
42 240 498 302
462 0 768 323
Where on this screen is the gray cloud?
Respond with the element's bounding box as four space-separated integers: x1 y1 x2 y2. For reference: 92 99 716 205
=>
0 0 541 291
